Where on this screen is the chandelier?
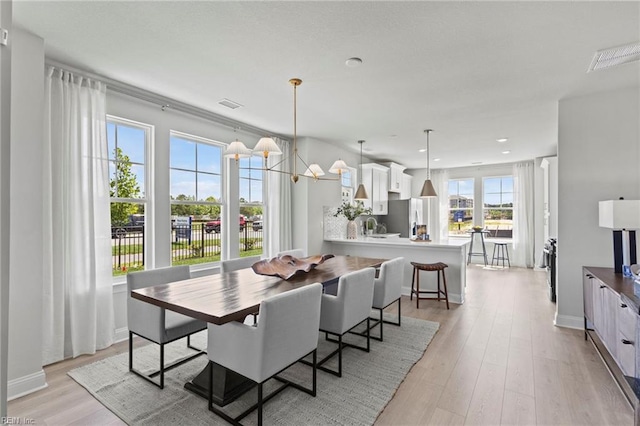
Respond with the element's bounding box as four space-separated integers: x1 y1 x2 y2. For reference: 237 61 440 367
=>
224 78 350 183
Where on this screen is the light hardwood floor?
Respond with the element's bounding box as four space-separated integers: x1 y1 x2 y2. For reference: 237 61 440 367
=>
8 266 634 425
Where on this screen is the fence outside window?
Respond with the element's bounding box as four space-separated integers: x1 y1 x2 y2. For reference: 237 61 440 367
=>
111 221 263 275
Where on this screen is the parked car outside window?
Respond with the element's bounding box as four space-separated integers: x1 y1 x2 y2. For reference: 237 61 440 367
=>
205 215 246 233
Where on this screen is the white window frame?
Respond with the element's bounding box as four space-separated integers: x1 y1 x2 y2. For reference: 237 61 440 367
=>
107 115 154 276
448 178 474 236
482 175 514 239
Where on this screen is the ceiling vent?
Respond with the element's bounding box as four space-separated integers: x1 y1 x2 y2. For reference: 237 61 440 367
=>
218 98 243 109
588 42 640 72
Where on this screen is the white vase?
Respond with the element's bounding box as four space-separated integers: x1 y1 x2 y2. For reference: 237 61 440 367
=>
347 220 358 239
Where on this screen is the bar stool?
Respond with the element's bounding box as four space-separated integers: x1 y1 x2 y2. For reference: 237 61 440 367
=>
491 243 511 268
410 262 449 309
467 230 489 266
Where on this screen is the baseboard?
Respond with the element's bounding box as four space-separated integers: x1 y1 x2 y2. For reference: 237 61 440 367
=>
7 369 47 401
114 326 129 343
554 313 584 330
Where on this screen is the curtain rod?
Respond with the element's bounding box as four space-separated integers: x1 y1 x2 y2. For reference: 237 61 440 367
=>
45 58 287 140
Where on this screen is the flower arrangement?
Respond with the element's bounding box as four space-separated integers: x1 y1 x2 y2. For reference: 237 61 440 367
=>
334 201 373 221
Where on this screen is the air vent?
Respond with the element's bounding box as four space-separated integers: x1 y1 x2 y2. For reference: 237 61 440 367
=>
218 98 243 109
588 42 640 72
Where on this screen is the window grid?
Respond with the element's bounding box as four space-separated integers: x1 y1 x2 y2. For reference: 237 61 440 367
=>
482 176 513 238
448 178 474 235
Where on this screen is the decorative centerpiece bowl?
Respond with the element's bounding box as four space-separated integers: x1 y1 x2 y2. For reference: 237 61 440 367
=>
252 254 335 280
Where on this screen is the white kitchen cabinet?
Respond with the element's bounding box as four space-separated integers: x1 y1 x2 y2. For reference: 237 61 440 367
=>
361 163 389 215
400 173 413 200
382 162 405 193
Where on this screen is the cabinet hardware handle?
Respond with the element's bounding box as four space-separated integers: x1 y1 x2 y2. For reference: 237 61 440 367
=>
586 274 593 278
600 285 606 289
621 304 628 308
622 339 634 345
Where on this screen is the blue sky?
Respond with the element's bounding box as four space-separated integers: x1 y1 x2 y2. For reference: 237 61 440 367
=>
107 123 263 202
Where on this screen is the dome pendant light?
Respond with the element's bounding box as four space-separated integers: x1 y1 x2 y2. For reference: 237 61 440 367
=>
420 129 438 198
354 140 368 200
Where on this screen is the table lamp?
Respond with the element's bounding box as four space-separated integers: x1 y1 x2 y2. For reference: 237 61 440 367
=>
599 199 640 275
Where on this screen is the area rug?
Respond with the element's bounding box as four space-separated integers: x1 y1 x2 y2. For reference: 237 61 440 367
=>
69 316 439 425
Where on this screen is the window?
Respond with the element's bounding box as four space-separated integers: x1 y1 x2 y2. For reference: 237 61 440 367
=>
341 166 356 203
170 131 224 266
448 179 474 235
483 176 513 238
108 117 150 276
239 156 264 258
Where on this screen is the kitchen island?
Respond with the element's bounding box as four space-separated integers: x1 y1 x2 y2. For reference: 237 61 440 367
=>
325 237 470 304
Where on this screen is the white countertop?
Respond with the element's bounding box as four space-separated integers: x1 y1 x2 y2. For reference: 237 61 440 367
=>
325 237 470 249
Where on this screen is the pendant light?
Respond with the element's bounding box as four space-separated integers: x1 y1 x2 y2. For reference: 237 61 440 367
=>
420 129 437 198
354 140 368 200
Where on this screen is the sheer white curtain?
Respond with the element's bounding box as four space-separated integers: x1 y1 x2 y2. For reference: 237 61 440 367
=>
42 67 114 365
427 169 450 241
265 137 292 258
512 161 535 268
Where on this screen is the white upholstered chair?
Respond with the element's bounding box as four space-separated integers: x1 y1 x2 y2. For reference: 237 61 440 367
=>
316 267 376 377
220 255 262 273
127 266 207 389
207 283 323 426
370 257 404 341
276 248 306 258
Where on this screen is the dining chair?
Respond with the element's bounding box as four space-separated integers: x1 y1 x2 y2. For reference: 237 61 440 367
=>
207 283 323 426
313 267 376 377
369 257 404 341
127 266 207 389
276 248 306 258
220 255 262 273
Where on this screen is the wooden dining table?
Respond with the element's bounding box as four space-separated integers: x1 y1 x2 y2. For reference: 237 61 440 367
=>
131 254 386 405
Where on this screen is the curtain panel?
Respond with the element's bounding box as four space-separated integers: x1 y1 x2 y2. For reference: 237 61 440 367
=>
42 67 114 365
512 161 535 268
427 169 450 241
265 138 292 257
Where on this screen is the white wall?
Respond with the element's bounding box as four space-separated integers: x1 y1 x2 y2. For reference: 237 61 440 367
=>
557 86 640 329
0 0 13 415
292 137 367 256
7 28 46 399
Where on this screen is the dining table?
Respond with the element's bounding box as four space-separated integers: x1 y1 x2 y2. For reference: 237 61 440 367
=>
131 254 387 406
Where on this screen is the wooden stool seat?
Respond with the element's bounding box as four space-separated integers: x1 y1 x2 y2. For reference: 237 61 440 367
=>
410 262 449 309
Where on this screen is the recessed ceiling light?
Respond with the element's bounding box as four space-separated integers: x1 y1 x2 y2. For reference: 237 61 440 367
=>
472 161 483 165
434 158 441 162
497 138 508 143
345 57 363 68
418 148 426 153
390 135 397 138
502 150 511 154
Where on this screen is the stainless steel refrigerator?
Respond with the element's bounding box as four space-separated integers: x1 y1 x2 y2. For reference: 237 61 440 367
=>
385 199 426 238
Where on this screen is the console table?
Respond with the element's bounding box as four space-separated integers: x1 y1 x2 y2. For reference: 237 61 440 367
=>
583 266 640 423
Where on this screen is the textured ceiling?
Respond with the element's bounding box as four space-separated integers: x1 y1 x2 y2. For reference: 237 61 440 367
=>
13 1 640 169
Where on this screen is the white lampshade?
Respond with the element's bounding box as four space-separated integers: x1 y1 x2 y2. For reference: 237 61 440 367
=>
224 140 252 160
328 159 349 175
303 164 325 179
599 200 640 229
253 137 282 158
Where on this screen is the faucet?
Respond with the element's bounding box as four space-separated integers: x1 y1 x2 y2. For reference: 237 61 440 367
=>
365 217 378 236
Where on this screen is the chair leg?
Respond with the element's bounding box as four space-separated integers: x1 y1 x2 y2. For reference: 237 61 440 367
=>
159 343 165 389
442 270 450 310
258 383 263 426
379 308 383 341
416 269 420 309
398 297 402 326
312 349 317 396
366 317 371 353
410 267 415 301
491 244 497 266
129 331 133 372
338 334 343 377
